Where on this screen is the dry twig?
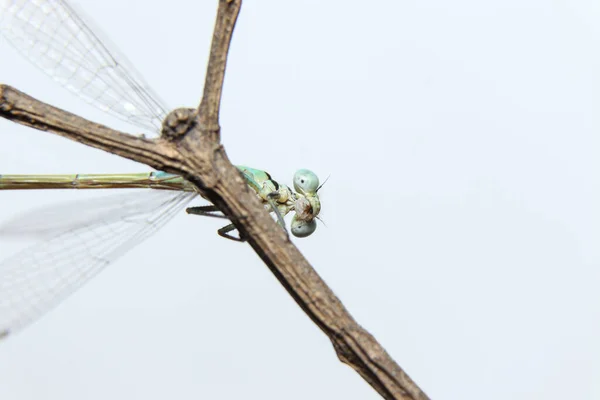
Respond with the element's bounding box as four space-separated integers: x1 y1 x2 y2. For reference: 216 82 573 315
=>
0 1 429 399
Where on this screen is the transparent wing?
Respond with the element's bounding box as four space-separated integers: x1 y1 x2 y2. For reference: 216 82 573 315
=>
0 0 168 134
0 190 196 339
0 190 187 238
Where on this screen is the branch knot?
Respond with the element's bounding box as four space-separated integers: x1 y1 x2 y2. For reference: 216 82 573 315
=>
161 107 197 141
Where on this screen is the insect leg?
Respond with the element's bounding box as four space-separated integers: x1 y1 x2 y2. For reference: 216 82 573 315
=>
186 205 228 219
218 223 246 242
266 193 287 232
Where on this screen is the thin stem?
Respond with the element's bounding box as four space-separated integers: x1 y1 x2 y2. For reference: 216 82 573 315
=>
198 0 242 134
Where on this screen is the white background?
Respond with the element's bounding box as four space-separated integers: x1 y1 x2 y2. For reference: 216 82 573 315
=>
0 0 599 399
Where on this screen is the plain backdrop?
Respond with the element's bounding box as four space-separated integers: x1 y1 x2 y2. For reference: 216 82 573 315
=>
0 0 598 399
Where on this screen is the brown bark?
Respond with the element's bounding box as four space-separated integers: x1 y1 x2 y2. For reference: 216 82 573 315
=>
0 1 429 399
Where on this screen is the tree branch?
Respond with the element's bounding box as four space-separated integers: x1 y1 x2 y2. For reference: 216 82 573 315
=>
0 1 429 399
198 0 240 129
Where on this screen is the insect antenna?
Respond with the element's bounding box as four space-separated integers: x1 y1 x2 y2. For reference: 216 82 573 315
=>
316 215 327 228
315 174 331 193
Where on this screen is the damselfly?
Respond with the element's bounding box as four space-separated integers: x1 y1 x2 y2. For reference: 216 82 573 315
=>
0 0 323 339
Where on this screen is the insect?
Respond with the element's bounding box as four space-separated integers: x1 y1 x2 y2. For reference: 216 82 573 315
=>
0 0 323 338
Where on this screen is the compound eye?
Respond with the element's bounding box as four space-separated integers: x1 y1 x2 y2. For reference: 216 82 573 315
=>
293 169 319 194
291 216 317 238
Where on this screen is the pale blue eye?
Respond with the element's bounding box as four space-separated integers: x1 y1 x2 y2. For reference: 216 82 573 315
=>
291 216 317 238
293 169 319 194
